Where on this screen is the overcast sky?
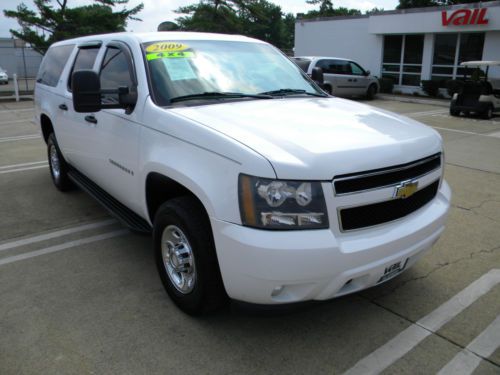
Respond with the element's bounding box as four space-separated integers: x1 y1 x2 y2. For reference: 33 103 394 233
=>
0 0 399 37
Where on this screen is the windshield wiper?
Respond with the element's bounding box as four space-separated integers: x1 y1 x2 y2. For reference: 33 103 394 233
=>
258 89 327 97
170 92 273 103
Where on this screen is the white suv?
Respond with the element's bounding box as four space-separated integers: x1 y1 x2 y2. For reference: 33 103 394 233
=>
35 32 450 314
293 56 379 99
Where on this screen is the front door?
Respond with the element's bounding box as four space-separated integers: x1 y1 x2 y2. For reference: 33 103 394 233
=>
348 61 370 96
90 43 142 213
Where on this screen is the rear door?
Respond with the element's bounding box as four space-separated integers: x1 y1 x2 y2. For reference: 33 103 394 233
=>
58 43 102 170
317 59 352 96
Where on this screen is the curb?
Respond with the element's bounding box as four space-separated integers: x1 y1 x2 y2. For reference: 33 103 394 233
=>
378 94 450 108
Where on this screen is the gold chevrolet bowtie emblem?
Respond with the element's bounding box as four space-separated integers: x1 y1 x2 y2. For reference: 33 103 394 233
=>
394 180 419 199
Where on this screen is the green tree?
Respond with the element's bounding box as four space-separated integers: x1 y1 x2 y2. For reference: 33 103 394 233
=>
4 0 143 55
301 0 361 18
175 0 295 50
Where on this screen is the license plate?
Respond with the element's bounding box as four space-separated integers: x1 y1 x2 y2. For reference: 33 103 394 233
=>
377 258 408 284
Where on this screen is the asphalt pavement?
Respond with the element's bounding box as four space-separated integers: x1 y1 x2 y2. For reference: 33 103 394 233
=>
0 97 499 374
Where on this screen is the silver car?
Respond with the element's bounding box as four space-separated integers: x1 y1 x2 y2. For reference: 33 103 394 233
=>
293 56 379 99
0 68 8 84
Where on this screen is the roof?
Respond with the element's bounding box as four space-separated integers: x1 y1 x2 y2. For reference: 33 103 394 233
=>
293 56 350 61
460 61 500 67
296 0 500 23
50 32 263 48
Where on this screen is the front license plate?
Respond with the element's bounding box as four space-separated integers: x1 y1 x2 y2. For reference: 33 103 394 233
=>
377 258 409 284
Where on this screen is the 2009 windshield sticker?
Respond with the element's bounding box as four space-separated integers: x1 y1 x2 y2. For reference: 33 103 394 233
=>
146 51 194 61
145 42 188 53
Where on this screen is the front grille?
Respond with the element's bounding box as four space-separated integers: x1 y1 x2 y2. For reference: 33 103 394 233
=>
334 153 441 195
339 180 439 231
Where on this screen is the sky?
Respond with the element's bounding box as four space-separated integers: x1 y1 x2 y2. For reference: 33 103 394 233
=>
0 0 399 38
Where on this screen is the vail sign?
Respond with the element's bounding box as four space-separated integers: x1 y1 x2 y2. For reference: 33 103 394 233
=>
441 8 489 26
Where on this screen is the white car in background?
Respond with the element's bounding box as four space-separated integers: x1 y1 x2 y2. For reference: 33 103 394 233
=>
293 56 379 99
0 68 8 84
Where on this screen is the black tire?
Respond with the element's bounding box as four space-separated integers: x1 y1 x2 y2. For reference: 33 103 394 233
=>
482 105 493 120
153 196 227 315
450 108 460 117
47 133 73 191
366 84 377 100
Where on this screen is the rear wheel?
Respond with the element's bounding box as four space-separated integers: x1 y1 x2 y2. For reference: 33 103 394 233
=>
47 133 73 191
153 196 227 315
450 108 460 117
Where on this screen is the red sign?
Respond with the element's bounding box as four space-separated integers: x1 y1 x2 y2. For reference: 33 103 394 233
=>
442 8 489 26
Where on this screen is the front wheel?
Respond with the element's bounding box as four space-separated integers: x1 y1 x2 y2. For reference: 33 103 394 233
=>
366 84 377 100
47 133 73 191
482 105 493 120
450 108 460 117
153 197 227 315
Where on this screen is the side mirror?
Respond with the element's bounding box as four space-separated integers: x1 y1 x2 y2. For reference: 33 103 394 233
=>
72 70 101 113
311 67 324 87
365 70 371 76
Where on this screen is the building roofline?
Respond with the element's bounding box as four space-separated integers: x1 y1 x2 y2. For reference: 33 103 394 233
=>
296 0 500 23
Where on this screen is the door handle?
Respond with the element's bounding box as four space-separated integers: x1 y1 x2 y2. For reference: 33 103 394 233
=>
59 103 68 111
84 115 98 124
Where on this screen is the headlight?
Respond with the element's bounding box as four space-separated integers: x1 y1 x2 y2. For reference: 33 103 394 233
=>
238 174 329 230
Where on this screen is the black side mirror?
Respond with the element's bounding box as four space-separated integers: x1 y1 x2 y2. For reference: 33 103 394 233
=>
72 70 101 113
365 70 371 76
311 67 324 87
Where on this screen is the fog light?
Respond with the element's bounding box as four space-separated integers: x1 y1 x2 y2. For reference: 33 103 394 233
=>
271 285 284 297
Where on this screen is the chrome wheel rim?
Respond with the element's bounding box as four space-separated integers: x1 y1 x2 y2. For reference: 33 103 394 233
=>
49 144 61 180
161 225 196 294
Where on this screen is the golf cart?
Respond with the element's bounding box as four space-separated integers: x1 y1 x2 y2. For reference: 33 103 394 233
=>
450 61 500 119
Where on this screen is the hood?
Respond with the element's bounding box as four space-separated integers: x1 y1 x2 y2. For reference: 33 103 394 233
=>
171 97 442 180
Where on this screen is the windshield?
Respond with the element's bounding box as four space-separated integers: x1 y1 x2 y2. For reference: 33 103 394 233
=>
142 40 323 105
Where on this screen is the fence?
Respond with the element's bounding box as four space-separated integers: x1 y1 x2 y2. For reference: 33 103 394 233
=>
0 41 43 100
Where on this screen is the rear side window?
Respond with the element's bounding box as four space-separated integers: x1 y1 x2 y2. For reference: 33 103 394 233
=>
68 47 100 90
318 59 352 75
100 47 134 104
36 44 74 87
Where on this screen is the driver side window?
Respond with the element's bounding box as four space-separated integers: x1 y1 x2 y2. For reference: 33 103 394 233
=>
100 47 134 104
350 62 365 76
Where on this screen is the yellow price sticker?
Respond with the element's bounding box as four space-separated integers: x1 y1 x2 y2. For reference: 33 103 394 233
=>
145 42 189 53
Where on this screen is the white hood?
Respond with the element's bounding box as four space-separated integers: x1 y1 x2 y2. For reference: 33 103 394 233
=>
171 97 442 180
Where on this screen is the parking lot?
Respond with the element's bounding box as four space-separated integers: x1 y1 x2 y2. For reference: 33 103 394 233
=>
0 98 499 374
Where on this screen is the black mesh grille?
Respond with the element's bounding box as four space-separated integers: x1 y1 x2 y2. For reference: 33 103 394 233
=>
334 153 441 195
339 181 439 231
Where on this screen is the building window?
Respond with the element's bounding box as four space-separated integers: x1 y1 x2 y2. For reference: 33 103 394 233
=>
382 35 423 87
431 33 484 88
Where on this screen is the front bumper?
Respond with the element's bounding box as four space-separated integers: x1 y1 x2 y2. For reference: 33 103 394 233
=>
212 180 451 304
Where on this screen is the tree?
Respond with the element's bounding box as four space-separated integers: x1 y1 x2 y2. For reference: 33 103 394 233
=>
301 0 361 19
4 0 143 55
397 0 491 9
175 0 295 50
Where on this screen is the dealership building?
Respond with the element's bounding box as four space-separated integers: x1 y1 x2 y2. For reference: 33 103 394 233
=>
295 1 500 93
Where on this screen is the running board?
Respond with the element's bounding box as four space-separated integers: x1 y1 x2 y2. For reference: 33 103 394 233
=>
68 168 152 234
